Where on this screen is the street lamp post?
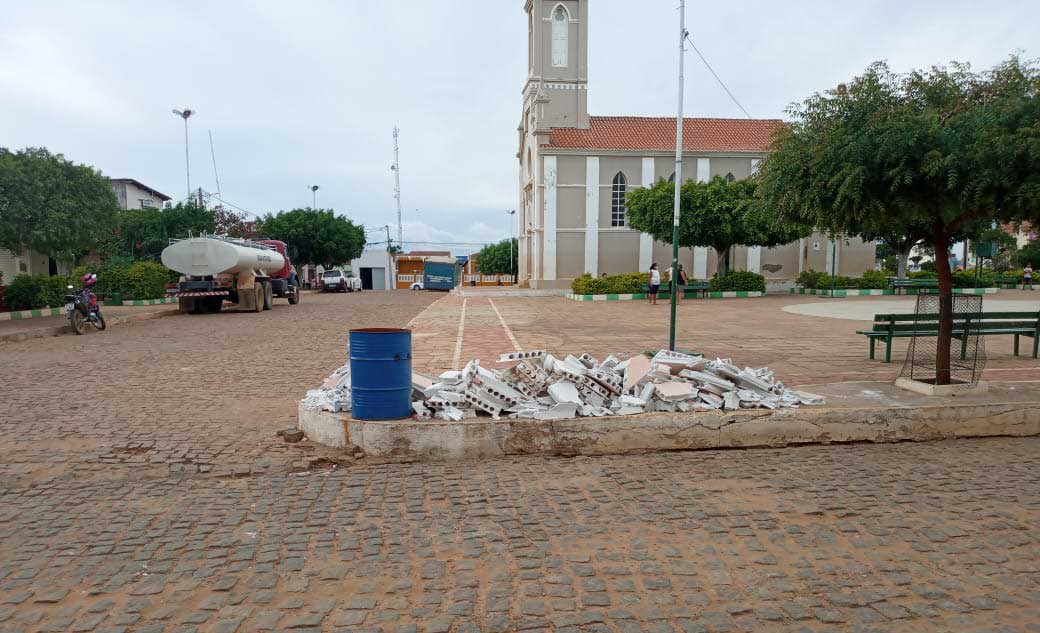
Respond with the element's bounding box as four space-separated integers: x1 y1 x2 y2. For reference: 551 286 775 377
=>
309 185 319 209
172 108 195 199
507 209 516 284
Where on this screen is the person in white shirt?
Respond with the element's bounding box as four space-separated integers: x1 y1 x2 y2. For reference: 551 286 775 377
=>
647 263 661 305
1024 264 1033 290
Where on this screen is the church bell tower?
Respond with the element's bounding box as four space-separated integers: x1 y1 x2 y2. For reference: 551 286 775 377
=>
522 0 589 131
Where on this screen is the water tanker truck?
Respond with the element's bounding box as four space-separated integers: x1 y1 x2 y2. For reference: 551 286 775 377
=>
161 236 300 313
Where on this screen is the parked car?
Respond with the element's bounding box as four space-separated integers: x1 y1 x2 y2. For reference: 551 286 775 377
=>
410 280 423 290
321 270 348 292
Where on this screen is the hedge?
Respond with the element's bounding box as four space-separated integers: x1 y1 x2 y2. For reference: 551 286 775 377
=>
73 260 173 300
709 270 766 293
797 268 1008 289
4 274 72 310
571 272 645 295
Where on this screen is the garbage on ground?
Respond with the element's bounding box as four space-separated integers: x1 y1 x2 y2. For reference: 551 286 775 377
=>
302 349 824 421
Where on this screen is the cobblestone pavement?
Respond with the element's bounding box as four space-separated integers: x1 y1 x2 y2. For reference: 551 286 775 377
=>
1 439 1038 632
2 290 1039 632
410 292 1040 386
0 291 438 486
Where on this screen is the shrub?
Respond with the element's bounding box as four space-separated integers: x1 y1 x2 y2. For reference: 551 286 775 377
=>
908 270 938 279
796 269 826 289
124 261 170 299
571 272 646 295
857 270 890 289
4 274 71 310
709 270 765 293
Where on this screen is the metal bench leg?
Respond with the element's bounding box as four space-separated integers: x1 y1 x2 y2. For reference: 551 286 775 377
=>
1033 333 1039 359
869 338 875 360
885 336 892 363
1014 334 1020 356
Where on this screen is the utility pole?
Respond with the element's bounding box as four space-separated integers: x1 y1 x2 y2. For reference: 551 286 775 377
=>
172 108 195 199
391 127 403 248
668 0 687 351
507 209 517 283
309 185 319 209
385 224 394 291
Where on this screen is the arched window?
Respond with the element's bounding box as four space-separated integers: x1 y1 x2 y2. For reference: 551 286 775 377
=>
725 172 736 183
551 5 569 67
611 172 627 227
667 172 675 183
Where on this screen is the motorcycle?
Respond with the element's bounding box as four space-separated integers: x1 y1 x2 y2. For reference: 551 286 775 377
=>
65 273 106 335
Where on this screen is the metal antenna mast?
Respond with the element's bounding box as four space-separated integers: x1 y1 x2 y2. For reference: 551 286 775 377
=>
392 127 403 248
208 130 222 201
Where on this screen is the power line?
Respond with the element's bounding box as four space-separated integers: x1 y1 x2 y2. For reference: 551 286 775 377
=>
685 34 752 119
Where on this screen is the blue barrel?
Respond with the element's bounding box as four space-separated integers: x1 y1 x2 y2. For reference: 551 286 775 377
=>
349 328 412 420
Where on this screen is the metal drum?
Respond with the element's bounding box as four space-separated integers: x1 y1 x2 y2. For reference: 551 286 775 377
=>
349 328 412 420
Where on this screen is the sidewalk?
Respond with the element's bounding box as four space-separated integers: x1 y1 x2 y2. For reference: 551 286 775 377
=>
0 303 180 343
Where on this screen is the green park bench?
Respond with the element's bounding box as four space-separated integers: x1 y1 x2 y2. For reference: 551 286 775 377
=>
856 311 1040 363
641 281 710 298
889 278 939 294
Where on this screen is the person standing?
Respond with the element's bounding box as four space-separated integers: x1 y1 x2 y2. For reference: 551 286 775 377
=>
674 264 688 304
647 263 661 305
1024 264 1033 290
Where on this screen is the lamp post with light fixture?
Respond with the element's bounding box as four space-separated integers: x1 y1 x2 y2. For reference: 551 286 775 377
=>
172 108 195 199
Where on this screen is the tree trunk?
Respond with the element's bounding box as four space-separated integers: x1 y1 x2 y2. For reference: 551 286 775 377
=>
897 246 911 279
714 248 727 275
933 229 954 385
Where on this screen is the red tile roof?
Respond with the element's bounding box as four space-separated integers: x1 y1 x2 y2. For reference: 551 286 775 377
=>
546 116 783 153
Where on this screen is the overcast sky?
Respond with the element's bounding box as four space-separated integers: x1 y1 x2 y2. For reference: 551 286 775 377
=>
2 1 1036 254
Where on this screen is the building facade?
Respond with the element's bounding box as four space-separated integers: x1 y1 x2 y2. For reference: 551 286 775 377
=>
517 0 874 289
109 178 171 210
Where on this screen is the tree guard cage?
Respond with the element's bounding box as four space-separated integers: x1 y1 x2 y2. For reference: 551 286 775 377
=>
900 294 986 388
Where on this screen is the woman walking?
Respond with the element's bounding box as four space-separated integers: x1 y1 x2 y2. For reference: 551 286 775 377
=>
647 263 661 305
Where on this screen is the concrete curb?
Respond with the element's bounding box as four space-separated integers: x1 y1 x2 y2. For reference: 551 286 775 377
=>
0 297 179 320
0 307 180 344
566 291 765 301
298 397 1040 461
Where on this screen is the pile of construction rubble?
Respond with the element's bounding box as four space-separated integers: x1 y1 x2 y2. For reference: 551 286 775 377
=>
303 349 823 421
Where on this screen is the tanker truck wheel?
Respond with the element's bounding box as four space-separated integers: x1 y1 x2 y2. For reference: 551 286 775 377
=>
252 285 264 313
287 285 300 305
262 281 273 310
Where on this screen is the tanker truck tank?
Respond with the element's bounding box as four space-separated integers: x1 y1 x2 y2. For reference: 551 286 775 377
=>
161 237 285 277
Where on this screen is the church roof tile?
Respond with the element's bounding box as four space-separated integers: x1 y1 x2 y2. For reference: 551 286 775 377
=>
546 116 783 153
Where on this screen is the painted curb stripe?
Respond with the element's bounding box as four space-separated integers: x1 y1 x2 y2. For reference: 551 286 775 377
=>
567 291 764 301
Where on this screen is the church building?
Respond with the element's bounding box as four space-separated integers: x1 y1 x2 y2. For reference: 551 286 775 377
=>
517 0 875 289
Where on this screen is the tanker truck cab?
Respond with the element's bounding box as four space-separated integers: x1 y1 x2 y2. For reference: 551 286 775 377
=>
161 236 301 314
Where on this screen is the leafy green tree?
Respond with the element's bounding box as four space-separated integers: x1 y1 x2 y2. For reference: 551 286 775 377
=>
214 206 250 238
475 238 518 276
758 57 1040 383
625 176 809 274
0 147 119 263
258 208 365 268
1017 240 1040 268
970 227 1017 272
118 202 216 259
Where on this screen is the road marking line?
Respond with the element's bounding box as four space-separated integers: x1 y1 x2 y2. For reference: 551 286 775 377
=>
488 298 522 352
452 298 468 370
405 293 448 329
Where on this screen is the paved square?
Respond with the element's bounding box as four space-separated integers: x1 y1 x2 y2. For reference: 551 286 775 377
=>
1 290 1038 632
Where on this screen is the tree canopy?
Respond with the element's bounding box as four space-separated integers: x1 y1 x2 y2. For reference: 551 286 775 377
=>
0 147 120 262
758 56 1040 383
625 176 809 273
258 208 365 268
118 203 216 259
475 238 517 276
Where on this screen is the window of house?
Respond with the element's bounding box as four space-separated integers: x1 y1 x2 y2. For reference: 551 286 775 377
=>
611 172 627 227
725 173 736 183
140 199 155 208
551 5 568 67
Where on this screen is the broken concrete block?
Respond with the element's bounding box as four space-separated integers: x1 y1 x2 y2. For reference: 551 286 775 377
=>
624 354 652 393
548 380 582 405
655 381 696 402
498 350 546 363
620 394 647 407
616 405 645 415
534 402 578 421
723 391 742 411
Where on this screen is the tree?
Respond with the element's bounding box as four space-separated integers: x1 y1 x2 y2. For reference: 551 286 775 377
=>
970 227 1017 272
118 202 216 259
625 176 810 275
475 238 518 275
213 205 249 238
0 147 119 263
258 208 365 268
758 57 1040 384
1017 240 1040 268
